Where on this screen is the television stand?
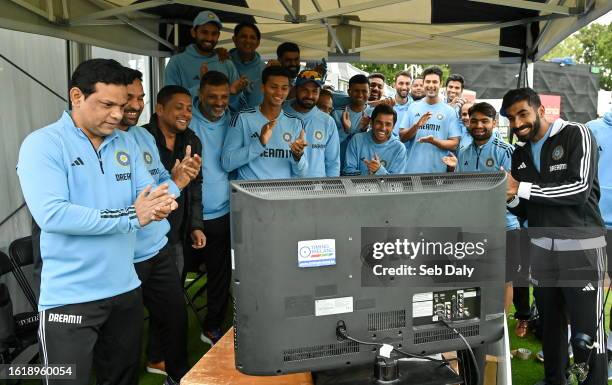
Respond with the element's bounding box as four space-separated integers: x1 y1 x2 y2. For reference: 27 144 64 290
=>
312 353 464 385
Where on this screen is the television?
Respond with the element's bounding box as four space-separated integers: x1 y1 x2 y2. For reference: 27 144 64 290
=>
230 173 507 383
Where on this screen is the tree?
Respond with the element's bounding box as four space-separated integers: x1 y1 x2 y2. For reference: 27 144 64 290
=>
349 63 451 85
542 34 583 59
543 23 612 90
349 63 406 84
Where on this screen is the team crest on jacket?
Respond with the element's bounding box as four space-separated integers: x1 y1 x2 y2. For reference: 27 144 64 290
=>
143 151 153 165
116 151 130 167
437 113 444 120
283 132 292 142
486 158 494 167
314 130 324 141
380 159 387 168
552 145 564 161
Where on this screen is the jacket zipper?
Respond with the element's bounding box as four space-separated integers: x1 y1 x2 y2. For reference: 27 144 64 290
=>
84 134 105 174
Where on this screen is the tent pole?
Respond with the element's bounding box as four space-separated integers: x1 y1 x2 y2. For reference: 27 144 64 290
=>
67 41 91 78
151 56 166 112
509 54 529 144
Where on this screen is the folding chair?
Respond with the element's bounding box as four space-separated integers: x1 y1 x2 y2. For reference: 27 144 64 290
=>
8 236 38 311
0 248 39 373
8 237 39 347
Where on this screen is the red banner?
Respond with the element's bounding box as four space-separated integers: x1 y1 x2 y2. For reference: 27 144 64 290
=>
539 94 561 121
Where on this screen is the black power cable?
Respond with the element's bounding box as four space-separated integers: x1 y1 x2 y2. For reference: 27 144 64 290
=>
437 317 481 385
335 321 459 366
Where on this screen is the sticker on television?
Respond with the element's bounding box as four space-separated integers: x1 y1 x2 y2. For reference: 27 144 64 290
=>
315 296 353 316
298 239 336 268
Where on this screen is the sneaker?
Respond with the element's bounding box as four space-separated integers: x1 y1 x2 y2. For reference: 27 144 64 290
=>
200 327 223 346
146 361 166 376
515 319 529 338
536 350 544 362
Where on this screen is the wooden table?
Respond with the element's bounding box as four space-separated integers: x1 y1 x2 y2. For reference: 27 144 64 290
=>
181 327 314 385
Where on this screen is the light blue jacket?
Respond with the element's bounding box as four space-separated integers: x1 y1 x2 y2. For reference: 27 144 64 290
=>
17 112 150 310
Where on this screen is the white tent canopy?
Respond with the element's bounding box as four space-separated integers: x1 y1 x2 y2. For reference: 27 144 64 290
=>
1 0 611 63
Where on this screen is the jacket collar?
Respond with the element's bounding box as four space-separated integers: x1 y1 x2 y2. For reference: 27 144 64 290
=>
548 118 566 137
63 111 119 148
144 113 191 151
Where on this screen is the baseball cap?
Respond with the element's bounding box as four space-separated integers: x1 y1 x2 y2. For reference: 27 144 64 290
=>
295 69 324 87
193 10 222 29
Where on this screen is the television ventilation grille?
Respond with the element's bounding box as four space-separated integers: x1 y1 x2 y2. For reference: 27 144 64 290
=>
283 340 359 362
235 173 504 198
368 310 406 331
413 325 479 344
239 179 346 197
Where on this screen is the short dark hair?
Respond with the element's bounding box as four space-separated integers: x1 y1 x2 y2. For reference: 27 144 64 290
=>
234 22 261 40
262 65 291 84
395 70 412 82
445 73 465 89
422 66 444 82
69 59 130 99
500 87 542 117
413 75 424 81
156 85 191 106
276 42 300 59
468 102 497 120
371 103 397 125
349 74 369 88
368 72 386 82
200 70 229 89
124 67 143 83
319 89 333 99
